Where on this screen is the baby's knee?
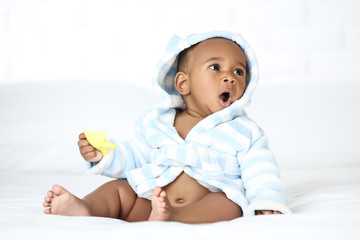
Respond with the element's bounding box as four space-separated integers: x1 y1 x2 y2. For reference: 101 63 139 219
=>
103 180 135 196
213 192 243 218
106 179 129 187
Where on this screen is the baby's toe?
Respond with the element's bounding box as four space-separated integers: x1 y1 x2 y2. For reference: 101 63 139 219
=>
47 190 54 197
44 196 52 203
153 186 162 197
160 201 167 208
44 208 51 214
52 185 64 195
160 190 166 198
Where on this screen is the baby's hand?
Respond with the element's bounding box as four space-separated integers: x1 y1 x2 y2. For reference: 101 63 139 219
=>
78 133 103 162
255 210 282 215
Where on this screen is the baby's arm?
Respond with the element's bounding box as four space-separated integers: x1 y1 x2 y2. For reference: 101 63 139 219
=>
78 133 103 163
81 131 150 179
239 125 291 215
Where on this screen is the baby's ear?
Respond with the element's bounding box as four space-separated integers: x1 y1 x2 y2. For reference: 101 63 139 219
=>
174 72 190 96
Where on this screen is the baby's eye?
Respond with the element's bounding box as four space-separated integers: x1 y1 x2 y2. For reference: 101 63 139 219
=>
210 64 220 71
234 69 244 76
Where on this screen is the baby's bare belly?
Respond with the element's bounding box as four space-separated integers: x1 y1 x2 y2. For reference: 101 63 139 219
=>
163 172 210 207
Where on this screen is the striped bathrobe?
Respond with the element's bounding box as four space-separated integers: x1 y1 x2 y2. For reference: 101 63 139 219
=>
87 31 291 216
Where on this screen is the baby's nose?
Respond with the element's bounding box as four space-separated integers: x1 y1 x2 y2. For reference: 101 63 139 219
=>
221 71 236 84
222 77 235 84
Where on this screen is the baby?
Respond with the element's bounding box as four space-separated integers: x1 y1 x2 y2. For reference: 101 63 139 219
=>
43 31 291 223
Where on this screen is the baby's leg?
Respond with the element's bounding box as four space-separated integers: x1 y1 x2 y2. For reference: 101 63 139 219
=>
82 179 139 219
43 180 151 221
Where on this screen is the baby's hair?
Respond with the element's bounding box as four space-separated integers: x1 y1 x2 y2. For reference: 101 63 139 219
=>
177 44 197 73
177 38 248 76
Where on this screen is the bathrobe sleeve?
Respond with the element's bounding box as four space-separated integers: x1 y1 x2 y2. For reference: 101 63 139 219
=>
86 139 150 179
238 127 291 215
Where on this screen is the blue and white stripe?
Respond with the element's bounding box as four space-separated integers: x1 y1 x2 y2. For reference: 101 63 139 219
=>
87 31 291 216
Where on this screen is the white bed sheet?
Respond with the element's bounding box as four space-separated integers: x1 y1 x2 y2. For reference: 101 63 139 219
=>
1 167 360 240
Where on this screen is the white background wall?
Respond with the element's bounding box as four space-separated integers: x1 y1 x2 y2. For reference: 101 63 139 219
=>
1 0 360 89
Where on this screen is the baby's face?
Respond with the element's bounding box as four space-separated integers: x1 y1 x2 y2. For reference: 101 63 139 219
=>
185 38 247 117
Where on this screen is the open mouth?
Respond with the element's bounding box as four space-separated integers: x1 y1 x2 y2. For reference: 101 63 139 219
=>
219 91 232 108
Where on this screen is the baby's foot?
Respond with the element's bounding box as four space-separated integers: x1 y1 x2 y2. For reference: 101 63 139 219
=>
149 186 172 221
43 185 91 216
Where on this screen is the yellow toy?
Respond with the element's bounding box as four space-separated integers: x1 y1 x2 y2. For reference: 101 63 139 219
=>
82 129 117 155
